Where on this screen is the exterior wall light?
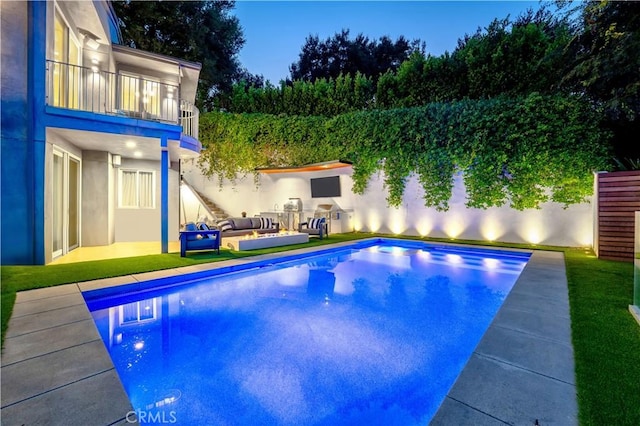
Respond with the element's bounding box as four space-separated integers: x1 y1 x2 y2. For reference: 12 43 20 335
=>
85 37 100 50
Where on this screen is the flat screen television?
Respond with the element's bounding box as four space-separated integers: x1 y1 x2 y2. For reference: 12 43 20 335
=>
310 176 341 198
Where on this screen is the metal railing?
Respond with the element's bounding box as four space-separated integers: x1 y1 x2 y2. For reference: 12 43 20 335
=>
180 99 199 140
45 60 199 139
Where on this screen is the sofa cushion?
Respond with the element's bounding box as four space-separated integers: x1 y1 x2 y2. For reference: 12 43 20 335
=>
232 217 254 230
217 219 233 232
308 218 324 229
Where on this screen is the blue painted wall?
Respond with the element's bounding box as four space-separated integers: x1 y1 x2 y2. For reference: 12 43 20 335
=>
1 1 46 264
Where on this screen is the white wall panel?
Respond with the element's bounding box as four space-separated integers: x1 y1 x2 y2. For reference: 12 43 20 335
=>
183 163 593 247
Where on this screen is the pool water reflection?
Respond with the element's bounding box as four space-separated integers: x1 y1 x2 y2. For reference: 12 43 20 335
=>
87 241 530 425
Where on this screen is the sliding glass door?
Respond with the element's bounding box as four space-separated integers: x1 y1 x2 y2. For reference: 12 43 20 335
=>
52 151 64 257
52 148 80 259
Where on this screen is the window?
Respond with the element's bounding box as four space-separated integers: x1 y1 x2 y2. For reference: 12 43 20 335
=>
119 73 140 114
52 8 80 109
119 169 155 208
142 79 160 117
118 73 160 118
119 298 157 325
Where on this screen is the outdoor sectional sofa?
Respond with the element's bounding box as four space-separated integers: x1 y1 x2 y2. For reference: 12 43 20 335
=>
216 217 279 237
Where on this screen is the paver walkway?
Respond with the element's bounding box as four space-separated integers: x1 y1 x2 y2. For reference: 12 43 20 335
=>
431 250 577 425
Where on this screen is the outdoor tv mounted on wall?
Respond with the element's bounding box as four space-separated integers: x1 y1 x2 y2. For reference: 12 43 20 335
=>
310 176 341 198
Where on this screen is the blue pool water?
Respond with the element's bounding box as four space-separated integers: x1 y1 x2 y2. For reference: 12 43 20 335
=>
86 239 530 425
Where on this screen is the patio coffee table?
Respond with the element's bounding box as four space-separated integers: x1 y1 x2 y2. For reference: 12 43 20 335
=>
224 232 309 251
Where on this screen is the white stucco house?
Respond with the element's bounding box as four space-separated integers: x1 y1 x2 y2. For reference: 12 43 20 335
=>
1 0 202 264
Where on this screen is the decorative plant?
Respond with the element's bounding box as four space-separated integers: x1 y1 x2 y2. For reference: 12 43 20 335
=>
198 93 612 211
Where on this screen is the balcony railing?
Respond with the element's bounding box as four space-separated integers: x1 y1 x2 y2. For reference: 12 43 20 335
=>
45 60 199 139
180 99 199 140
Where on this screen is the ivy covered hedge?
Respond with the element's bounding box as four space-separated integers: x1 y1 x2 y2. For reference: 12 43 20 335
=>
198 93 612 210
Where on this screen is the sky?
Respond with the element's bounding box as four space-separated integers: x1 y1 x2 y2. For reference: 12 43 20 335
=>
233 1 554 84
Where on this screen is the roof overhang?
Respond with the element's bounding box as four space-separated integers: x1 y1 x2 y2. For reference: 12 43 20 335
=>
255 160 352 174
47 127 200 162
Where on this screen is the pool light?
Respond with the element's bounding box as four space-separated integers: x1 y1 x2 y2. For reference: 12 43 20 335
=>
483 258 500 269
445 254 463 264
417 249 432 259
391 246 405 256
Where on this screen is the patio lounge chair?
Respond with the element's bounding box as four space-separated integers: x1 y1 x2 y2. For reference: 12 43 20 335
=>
179 222 220 257
298 217 328 240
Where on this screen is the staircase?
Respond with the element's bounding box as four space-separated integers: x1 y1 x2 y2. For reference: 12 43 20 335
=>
181 179 231 222
199 194 230 220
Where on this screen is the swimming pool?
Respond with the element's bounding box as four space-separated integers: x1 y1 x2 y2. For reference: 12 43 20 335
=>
85 239 531 425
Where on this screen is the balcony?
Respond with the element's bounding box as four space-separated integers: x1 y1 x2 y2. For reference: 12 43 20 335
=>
45 60 199 139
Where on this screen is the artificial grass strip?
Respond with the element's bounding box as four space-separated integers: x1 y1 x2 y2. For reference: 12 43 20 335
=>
0 292 15 347
564 249 640 426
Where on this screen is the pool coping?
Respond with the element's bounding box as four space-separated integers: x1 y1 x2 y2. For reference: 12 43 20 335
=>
0 238 576 425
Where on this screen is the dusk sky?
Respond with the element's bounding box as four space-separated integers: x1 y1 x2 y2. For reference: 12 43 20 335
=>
233 1 555 84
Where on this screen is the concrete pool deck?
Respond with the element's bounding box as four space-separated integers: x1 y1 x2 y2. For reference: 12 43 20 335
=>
1 240 577 425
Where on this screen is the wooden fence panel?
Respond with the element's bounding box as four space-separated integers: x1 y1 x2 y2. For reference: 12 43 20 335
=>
597 171 640 262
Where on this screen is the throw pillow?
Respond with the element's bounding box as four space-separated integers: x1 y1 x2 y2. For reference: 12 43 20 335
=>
217 219 233 232
308 218 323 229
260 217 273 229
196 222 218 239
184 222 200 241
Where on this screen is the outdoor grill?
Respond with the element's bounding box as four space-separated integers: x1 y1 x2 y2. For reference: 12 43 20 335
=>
280 198 303 230
283 198 303 212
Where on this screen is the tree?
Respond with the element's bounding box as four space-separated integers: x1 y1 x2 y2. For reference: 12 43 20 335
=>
562 0 640 119
112 0 245 111
289 29 423 82
452 7 571 99
235 68 265 90
560 0 640 159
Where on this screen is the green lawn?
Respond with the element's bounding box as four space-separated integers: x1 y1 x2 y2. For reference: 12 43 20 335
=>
564 249 640 426
1 233 639 424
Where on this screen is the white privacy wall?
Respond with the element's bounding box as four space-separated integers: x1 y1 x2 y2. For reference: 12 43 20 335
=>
181 162 594 247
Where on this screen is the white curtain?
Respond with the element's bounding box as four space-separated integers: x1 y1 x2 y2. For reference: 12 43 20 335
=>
120 170 154 208
143 80 160 117
121 170 137 207
139 171 154 208
139 298 155 321
120 75 139 112
121 302 138 324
